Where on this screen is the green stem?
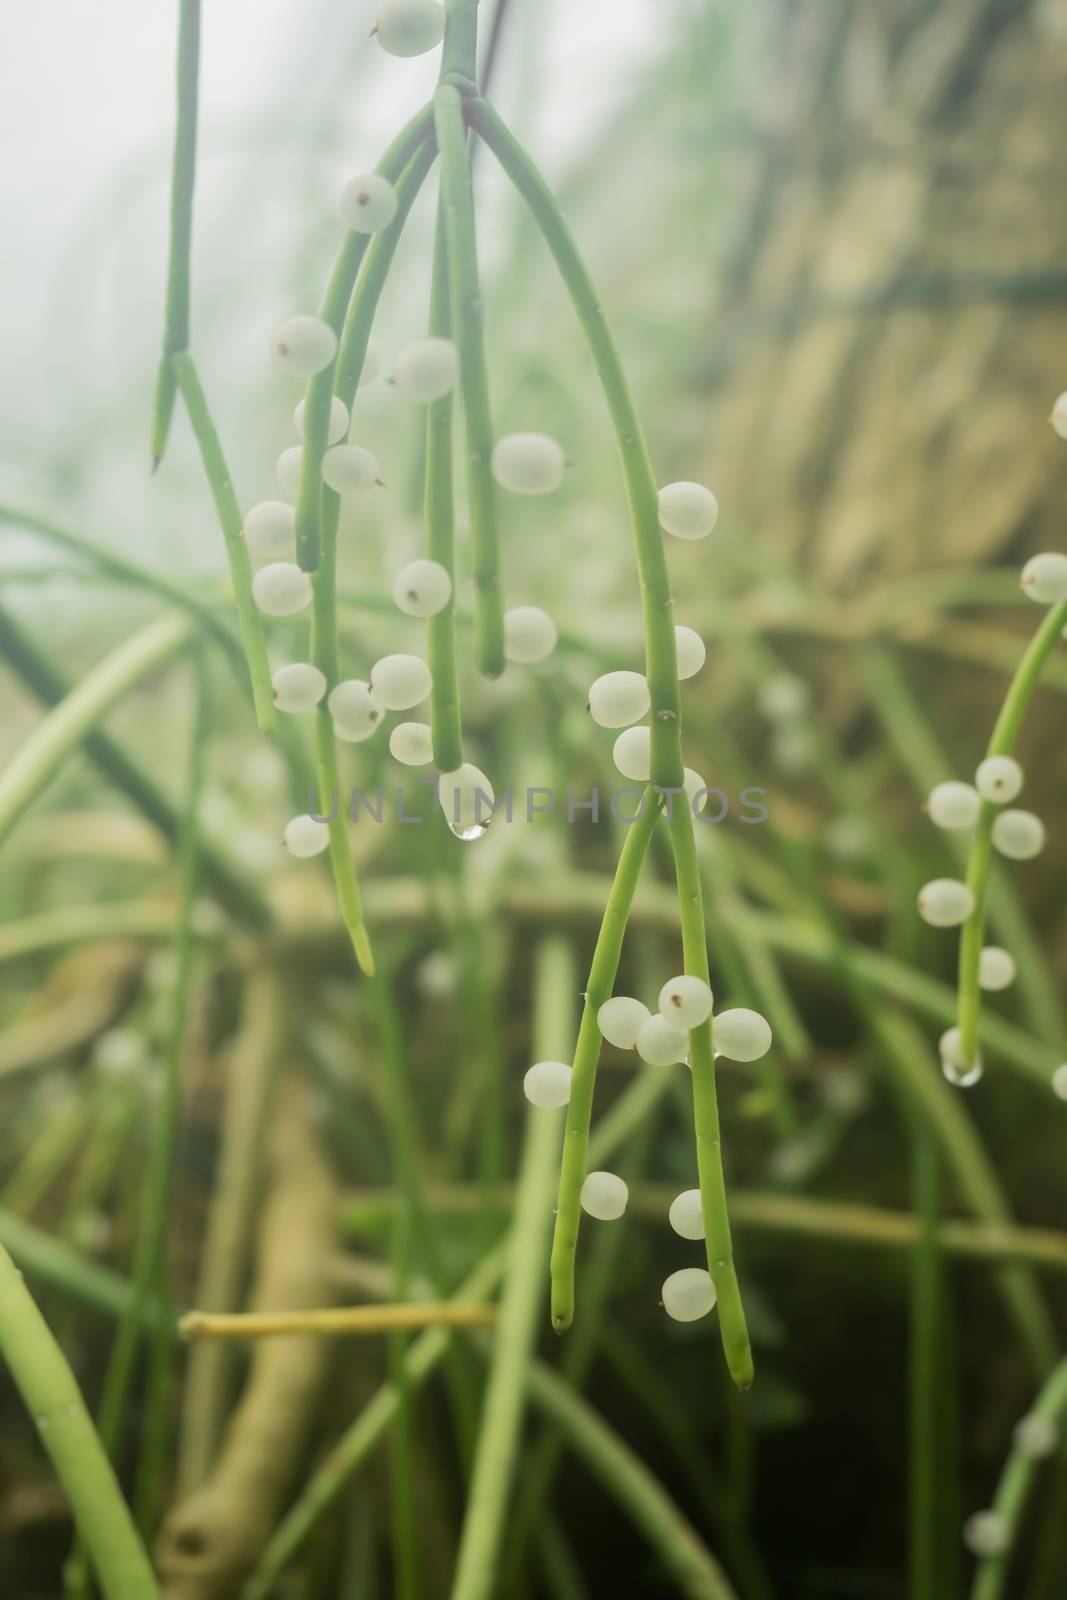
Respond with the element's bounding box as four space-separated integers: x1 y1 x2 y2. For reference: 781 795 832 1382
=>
957 597 1067 1063
171 353 276 735
151 0 200 468
909 1129 944 1600
970 1358 1067 1600
434 83 504 676
426 203 464 771
0 1245 159 1600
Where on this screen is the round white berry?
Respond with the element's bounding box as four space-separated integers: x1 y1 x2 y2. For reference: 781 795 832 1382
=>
339 173 398 234
635 1014 688 1066
491 432 566 496
370 654 432 710
758 672 810 722
394 337 459 402
327 680 384 742
580 1171 629 1221
939 1028 983 1088
293 396 349 445
612 726 650 782
658 481 718 541
588 671 650 729
321 444 379 495
674 625 706 680
927 781 980 831
975 755 1023 803
244 500 296 561
962 1511 1009 1559
1052 391 1067 441
376 0 445 56
393 559 452 618
978 946 1016 992
252 562 312 617
93 1029 145 1077
276 446 304 498
272 662 326 713
283 814 331 858
389 721 434 767
440 763 494 841
684 768 711 816
917 878 975 928
662 1267 717 1323
1014 1412 1057 1458
668 1189 704 1241
992 808 1045 861
713 1008 772 1062
658 975 713 1030
597 996 650 1050
1021 552 1067 605
523 1060 571 1108
504 606 558 665
272 315 337 377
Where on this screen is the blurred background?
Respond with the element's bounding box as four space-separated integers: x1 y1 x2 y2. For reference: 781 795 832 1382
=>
3 1 1067 1596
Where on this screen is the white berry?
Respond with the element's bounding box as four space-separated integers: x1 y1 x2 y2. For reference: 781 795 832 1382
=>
962 1511 1009 1559
662 1267 717 1323
321 444 379 495
612 726 650 782
1053 1064 1067 1100
393 559 452 618
975 755 1023 803
668 1190 704 1241
523 1060 571 1108
328 680 384 742
713 1008 772 1062
244 500 296 561
394 337 459 402
658 975 713 1030
272 315 337 377
504 606 558 665
294 396 349 445
635 1014 688 1066
389 722 434 767
992 809 1045 861
658 481 718 541
276 447 304 498
1021 552 1067 605
927 781 980 831
597 996 650 1050
580 1171 629 1221
758 672 810 722
272 662 326 713
491 432 566 496
252 562 312 617
588 671 650 729
339 173 398 234
440 763 494 840
674 625 706 680
684 768 712 816
1014 1413 1057 1458
1052 391 1067 440
376 0 445 56
939 1028 983 1087
978 946 1016 992
283 814 330 858
917 878 975 928
370 654 432 710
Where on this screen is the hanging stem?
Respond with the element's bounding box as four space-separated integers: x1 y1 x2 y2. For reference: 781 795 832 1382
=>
970 1358 1067 1600
426 203 464 771
151 0 201 469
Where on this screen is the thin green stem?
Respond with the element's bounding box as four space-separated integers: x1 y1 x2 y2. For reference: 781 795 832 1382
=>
426 203 464 771
434 84 504 676
441 0 480 82
151 0 200 468
172 353 276 734
970 1358 1067 1600
909 1129 944 1600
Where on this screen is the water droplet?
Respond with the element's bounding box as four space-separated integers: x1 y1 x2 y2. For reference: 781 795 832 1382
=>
450 820 489 842
942 1058 983 1088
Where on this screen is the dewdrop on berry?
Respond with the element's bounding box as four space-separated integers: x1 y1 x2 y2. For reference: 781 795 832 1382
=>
491 432 566 496
975 755 1023 803
658 481 718 541
440 763 495 841
580 1171 629 1221
294 396 349 445
272 663 326 714
321 444 380 495
1052 391 1067 440
758 672 810 722
523 1060 572 1108
1021 552 1067 605
376 0 445 56
283 814 331 858
662 1267 717 1323
668 1189 704 1241
394 337 459 402
1053 1064 1067 1100
613 726 650 782
979 946 1016 991
370 654 432 711
674 625 705 680
328 680 383 743
1014 1412 1058 1458
635 1014 688 1066
597 996 650 1050
244 500 296 561
659 976 713 1030
276 447 304 498
272 315 337 377
962 1511 1009 1559
917 878 975 928
992 808 1045 861
587 671 650 729
504 606 558 665
389 722 434 767
338 173 399 234
926 781 980 831
939 1028 983 1088
393 559 451 618
713 1008 772 1062
252 563 312 617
